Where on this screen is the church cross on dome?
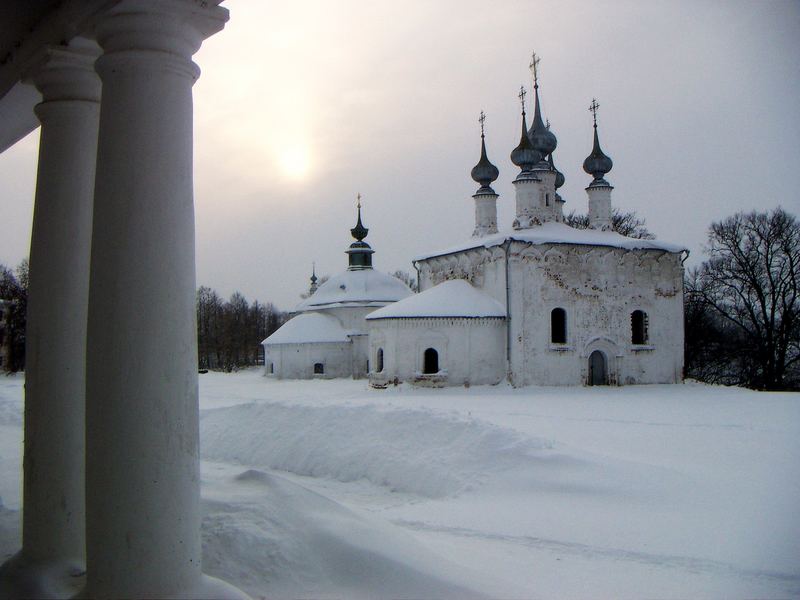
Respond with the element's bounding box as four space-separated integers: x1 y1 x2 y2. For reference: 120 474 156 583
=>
518 86 527 114
478 110 486 137
529 51 541 87
589 98 600 127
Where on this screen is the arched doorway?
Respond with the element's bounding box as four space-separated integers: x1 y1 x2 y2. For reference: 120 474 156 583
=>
423 348 439 374
588 350 607 386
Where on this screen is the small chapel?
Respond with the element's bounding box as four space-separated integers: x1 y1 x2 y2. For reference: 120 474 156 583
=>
262 202 413 378
366 55 687 387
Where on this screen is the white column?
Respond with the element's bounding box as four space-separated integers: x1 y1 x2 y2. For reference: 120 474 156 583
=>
84 2 243 597
0 41 100 599
587 182 613 231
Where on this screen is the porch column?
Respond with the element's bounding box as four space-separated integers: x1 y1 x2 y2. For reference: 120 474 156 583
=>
85 1 242 597
0 41 100 598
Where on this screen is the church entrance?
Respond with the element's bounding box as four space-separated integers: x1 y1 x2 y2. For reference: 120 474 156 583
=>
423 348 439 374
588 350 607 385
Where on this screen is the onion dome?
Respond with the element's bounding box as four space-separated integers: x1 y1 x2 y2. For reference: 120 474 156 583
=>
471 111 500 193
528 83 557 159
308 263 319 295
548 153 565 190
347 195 375 270
510 89 540 171
583 98 613 185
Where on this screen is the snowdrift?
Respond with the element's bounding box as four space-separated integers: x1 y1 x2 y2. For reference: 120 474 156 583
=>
200 402 554 498
201 468 486 599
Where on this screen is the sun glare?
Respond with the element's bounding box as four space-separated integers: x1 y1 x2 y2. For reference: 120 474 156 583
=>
279 145 311 180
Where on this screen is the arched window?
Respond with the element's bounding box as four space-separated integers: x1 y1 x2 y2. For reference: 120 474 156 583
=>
314 362 324 374
551 308 567 344
631 310 649 345
423 348 439 374
377 348 384 373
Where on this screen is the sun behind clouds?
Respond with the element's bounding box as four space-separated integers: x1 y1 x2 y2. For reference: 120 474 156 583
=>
278 143 311 180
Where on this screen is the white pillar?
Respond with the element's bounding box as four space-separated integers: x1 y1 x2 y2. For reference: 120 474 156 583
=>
0 41 100 599
587 182 613 231
84 2 243 597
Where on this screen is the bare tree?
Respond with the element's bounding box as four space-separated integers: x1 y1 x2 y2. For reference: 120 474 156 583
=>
0 260 28 372
392 270 418 292
689 208 799 390
565 208 655 239
196 286 289 371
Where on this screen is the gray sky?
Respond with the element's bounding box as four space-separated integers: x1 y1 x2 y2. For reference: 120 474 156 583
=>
1 0 799 310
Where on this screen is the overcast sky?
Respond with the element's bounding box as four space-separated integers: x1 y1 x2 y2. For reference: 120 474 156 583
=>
1 0 798 309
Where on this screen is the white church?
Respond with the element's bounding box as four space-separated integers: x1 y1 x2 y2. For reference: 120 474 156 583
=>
262 203 413 379
265 57 687 388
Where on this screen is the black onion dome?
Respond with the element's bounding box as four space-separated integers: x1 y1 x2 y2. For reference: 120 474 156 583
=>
582 124 613 183
510 109 540 171
471 134 499 190
350 203 368 241
548 153 565 189
528 85 557 157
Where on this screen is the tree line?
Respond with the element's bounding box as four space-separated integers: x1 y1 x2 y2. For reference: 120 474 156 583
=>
2 208 798 389
196 286 288 371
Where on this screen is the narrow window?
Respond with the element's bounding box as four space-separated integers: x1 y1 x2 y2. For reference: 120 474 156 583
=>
267 363 274 374
545 193 551 207
631 310 649 344
423 348 439 374
377 348 384 373
314 362 324 374
551 308 567 344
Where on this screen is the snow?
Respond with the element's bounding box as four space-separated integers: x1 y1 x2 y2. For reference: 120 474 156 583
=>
414 221 687 261
1 371 799 599
262 311 351 345
366 279 506 320
295 268 413 312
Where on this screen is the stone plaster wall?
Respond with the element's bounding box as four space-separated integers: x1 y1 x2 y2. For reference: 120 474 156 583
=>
417 240 684 386
265 341 353 379
368 317 506 387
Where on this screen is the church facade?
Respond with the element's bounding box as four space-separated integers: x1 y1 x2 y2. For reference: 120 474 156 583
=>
367 60 686 387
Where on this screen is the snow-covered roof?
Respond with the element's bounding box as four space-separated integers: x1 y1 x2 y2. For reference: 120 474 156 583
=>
296 268 413 312
366 280 506 320
262 312 352 345
414 221 686 262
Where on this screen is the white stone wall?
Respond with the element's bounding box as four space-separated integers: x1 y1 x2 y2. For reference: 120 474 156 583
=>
368 317 506 387
265 341 353 379
417 240 684 386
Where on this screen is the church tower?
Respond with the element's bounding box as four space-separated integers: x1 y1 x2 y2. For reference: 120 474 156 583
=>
470 111 500 237
583 98 614 230
510 86 542 229
511 53 563 229
346 194 375 269
308 263 318 296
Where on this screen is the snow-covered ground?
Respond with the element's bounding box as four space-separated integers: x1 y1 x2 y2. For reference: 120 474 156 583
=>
1 370 799 599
